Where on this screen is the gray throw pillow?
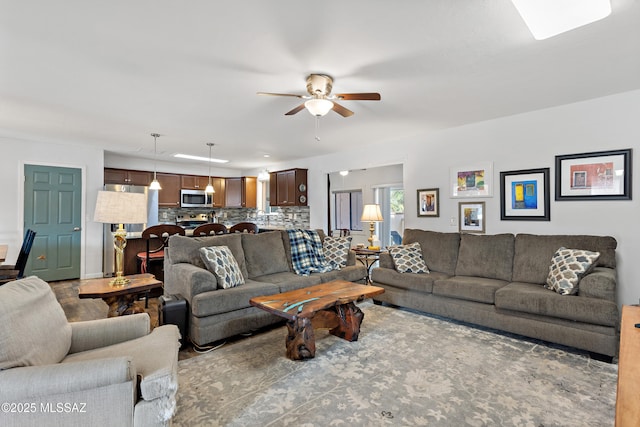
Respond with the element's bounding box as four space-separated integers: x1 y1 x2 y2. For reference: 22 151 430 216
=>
199 246 245 289
323 236 352 269
389 242 429 274
545 247 600 295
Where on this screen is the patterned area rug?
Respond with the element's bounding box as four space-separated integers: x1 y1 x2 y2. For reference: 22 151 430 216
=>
174 301 617 426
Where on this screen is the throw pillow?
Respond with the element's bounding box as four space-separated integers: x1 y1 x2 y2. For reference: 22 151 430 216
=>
0 276 72 369
545 247 600 295
199 246 245 289
389 242 429 274
323 236 352 269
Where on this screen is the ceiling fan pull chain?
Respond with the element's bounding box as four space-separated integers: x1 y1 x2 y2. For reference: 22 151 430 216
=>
315 116 321 141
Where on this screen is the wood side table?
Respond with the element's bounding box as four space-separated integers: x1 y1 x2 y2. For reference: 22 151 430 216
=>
615 305 640 426
78 273 162 317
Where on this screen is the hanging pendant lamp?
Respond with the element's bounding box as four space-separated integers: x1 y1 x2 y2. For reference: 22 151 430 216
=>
149 133 162 190
205 143 215 194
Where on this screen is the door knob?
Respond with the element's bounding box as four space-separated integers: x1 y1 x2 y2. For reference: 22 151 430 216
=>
73 227 81 231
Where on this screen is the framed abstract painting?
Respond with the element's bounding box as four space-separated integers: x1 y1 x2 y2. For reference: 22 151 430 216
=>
500 168 550 221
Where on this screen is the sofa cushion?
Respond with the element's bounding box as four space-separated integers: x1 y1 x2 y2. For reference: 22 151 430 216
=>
544 247 600 296
241 232 291 278
403 229 460 275
168 234 248 279
323 236 352 269
389 242 429 273
199 246 245 289
0 276 72 369
495 282 618 327
433 276 508 304
512 234 616 284
371 268 448 293
191 279 281 317
252 271 323 292
455 233 514 282
317 265 368 285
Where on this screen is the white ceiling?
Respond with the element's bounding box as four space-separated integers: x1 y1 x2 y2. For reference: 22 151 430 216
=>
1 0 639 170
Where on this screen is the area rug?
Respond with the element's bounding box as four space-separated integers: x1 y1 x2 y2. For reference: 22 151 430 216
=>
174 301 617 426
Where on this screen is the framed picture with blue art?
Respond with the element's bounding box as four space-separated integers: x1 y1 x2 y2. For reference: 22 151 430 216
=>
500 168 550 221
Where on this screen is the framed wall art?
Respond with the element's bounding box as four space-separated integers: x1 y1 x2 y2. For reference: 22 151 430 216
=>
555 149 632 200
417 188 439 217
458 201 485 233
500 168 550 221
450 162 493 198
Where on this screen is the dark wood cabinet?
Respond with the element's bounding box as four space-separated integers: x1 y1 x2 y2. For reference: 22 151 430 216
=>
181 175 210 190
225 177 257 208
156 173 181 207
104 168 152 186
270 168 307 206
212 178 225 208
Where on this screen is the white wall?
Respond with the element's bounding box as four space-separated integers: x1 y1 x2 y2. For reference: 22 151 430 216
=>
0 138 105 278
261 89 640 306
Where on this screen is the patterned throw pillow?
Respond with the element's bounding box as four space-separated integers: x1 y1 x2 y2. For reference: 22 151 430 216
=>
389 242 429 274
199 246 245 289
545 247 600 295
323 236 352 269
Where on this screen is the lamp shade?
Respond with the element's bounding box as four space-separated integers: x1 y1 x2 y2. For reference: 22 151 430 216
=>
361 204 384 222
94 191 148 224
305 98 334 116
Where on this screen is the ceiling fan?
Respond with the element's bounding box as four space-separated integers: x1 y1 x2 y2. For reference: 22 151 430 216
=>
257 74 381 118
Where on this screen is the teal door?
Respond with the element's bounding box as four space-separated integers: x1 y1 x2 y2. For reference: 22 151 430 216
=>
24 165 82 281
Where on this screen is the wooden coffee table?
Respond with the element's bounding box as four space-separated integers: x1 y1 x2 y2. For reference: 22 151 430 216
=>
78 273 162 317
250 280 384 360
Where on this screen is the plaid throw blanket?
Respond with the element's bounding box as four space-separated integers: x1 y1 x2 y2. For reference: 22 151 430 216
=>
286 229 333 276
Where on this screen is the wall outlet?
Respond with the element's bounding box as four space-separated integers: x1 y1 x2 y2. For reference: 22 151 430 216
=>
449 217 457 227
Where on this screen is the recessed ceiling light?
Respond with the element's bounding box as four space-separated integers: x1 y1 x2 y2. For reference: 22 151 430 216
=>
174 153 228 163
511 0 611 40
263 154 270 158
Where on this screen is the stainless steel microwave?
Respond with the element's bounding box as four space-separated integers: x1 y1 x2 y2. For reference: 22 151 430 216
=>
180 189 213 208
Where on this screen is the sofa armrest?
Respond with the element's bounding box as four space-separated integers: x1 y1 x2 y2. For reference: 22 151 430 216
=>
69 313 150 354
379 252 395 269
0 357 135 401
164 262 218 302
579 267 617 301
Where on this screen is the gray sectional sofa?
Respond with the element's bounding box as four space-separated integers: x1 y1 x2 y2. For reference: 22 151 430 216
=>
164 230 366 347
371 229 619 359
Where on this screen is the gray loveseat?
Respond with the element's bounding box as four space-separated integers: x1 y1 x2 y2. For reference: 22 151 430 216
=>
371 229 619 359
164 230 367 347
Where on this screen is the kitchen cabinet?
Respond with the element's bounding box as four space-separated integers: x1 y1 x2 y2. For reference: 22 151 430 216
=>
270 168 307 206
104 168 152 186
212 178 225 208
225 177 257 208
181 175 210 190
156 173 181 207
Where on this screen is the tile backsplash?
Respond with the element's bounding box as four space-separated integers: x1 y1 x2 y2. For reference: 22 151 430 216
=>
158 206 310 229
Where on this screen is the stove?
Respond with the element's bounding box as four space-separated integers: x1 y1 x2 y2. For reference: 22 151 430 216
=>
175 213 209 230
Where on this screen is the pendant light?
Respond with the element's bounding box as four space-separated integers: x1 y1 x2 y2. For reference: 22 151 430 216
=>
149 133 162 190
204 142 215 194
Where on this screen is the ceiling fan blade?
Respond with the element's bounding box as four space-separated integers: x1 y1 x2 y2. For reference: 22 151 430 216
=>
257 92 305 98
332 102 354 117
335 92 381 101
285 103 306 115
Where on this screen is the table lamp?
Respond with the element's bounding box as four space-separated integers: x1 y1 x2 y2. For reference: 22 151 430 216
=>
361 204 383 250
94 190 147 286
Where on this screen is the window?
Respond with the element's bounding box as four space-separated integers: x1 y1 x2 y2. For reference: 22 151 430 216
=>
334 191 363 231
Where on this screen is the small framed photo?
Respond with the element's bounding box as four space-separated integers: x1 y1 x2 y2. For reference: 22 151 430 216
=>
450 162 493 198
417 188 439 217
500 168 550 221
555 149 632 200
459 201 485 233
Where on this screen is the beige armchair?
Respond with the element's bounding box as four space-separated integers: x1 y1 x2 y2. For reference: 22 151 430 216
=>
0 276 181 427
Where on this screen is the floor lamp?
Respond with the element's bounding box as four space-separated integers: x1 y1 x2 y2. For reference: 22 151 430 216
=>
94 190 148 286
361 204 383 250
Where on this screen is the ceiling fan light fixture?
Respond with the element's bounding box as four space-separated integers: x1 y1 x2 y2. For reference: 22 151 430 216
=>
305 98 334 117
511 0 611 40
